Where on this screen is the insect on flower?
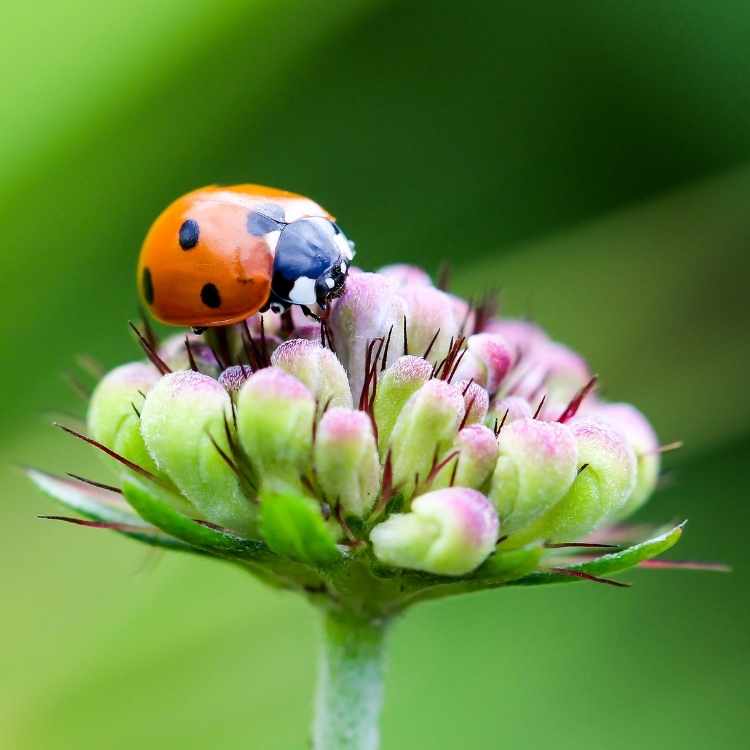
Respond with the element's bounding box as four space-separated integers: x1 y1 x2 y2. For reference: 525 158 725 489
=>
137 185 355 328
27 193 730 750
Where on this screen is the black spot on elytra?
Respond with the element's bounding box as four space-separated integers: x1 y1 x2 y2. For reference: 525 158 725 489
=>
142 267 154 304
179 219 199 250
200 282 221 308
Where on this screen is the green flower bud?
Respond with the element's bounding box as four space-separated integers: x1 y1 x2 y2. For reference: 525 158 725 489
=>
87 362 161 476
140 370 254 533
489 418 578 537
271 339 353 417
372 355 433 456
314 408 381 518
431 425 499 491
509 417 637 546
388 380 465 502
237 367 315 488
370 487 499 576
592 403 660 520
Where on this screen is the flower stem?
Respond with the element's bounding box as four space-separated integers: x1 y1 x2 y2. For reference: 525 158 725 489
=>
313 608 389 750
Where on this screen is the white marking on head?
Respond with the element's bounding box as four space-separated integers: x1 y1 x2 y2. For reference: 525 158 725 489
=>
325 277 335 289
265 230 281 253
289 276 317 304
340 262 347 274
335 232 354 260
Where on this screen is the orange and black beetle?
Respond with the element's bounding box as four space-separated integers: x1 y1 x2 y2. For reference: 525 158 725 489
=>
137 184 354 328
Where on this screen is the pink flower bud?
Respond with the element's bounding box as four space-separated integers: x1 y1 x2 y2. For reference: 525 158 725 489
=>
400 285 462 365
329 273 407 402
483 319 548 356
377 263 433 288
159 333 222 374
452 333 513 393
453 379 489 426
489 395 534 426
431 425 499 491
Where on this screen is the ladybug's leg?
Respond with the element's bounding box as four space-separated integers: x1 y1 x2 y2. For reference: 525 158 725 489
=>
280 309 295 336
300 305 321 323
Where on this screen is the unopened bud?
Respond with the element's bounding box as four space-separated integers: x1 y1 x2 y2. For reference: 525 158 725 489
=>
488 396 534 427
271 339 352 417
452 333 513 393
372 355 433 456
329 272 406 401
87 362 161 476
591 403 660 520
388 380 465 501
377 263 433 288
489 418 578 536
236 367 315 487
370 487 498 576
314 408 380 518
509 417 637 545
401 285 461 364
454 380 489 426
431 425 499 491
140 371 254 533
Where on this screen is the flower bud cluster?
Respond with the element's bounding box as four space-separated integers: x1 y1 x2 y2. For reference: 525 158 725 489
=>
84 265 661 579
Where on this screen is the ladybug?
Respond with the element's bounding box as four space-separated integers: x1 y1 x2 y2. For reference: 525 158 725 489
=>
137 184 354 328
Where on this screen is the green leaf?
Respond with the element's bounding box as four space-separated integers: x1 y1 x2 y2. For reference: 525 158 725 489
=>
509 521 686 586
259 487 340 565
121 474 274 562
25 467 193 553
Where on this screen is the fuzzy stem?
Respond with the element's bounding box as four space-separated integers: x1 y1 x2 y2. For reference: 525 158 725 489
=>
313 609 389 750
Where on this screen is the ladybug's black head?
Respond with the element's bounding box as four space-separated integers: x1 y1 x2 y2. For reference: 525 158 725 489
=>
250 211 354 313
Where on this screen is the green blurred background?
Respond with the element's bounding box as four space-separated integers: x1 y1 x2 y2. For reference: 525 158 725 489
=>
2 1 749 747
